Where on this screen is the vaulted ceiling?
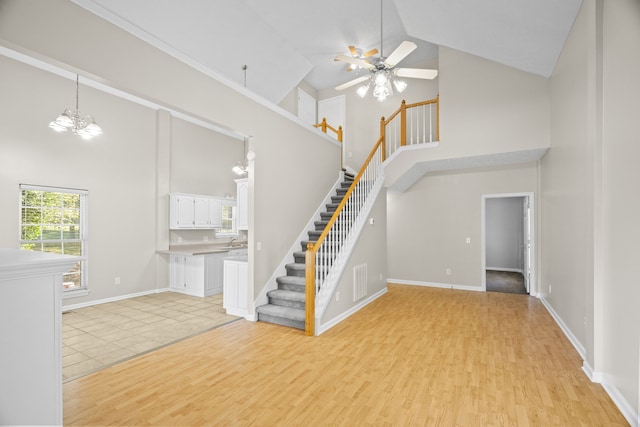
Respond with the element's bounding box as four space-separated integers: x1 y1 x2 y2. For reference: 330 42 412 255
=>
72 0 582 104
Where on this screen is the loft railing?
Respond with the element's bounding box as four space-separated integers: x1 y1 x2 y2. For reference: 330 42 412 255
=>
305 136 385 336
313 118 343 142
381 95 439 159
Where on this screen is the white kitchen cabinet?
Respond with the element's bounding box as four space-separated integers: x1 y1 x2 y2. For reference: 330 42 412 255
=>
169 193 223 230
223 256 248 317
169 254 203 295
207 198 222 228
171 194 196 228
235 178 248 231
169 251 243 297
205 253 225 295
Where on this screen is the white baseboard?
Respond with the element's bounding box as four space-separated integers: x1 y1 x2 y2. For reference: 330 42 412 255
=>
387 278 484 292
62 287 170 311
542 299 638 427
538 296 586 359
601 374 639 427
317 287 388 335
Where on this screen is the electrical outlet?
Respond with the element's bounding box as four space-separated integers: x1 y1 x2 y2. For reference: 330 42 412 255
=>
446 268 452 275
177 236 183 243
466 237 471 244
336 291 340 301
257 242 262 251
115 277 121 285
203 236 209 242
549 284 552 293
379 273 383 281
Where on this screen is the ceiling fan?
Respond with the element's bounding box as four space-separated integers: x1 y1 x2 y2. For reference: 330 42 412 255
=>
333 0 438 101
336 45 379 72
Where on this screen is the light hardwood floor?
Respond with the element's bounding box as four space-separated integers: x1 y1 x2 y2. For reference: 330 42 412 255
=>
64 284 628 426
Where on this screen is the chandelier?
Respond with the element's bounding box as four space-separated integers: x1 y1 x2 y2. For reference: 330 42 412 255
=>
49 74 102 139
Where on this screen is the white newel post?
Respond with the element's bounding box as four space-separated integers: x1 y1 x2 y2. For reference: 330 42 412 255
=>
0 248 79 426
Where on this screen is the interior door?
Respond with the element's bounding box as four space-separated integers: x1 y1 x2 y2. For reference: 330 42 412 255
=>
317 95 346 142
523 197 532 293
297 88 317 125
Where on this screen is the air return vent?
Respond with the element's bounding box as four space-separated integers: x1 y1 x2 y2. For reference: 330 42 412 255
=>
353 264 367 301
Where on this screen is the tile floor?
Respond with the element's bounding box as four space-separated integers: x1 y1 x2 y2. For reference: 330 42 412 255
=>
62 292 239 382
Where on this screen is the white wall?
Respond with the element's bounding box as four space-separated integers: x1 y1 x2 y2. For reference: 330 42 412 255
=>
0 56 160 304
387 164 538 289
0 0 340 307
541 0 640 421
438 47 550 158
601 0 640 417
486 197 524 271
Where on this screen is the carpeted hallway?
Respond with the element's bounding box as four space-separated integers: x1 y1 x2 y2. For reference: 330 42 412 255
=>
486 270 527 294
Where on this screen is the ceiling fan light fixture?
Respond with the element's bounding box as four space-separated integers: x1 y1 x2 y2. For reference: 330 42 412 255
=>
393 78 407 93
373 83 390 102
356 82 371 98
374 70 388 86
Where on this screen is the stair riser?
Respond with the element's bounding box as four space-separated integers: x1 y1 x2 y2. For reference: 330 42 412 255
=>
257 313 305 330
278 282 305 292
268 296 305 310
286 267 305 277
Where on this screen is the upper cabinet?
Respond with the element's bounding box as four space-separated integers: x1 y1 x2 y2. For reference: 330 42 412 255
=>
170 193 223 229
235 178 248 231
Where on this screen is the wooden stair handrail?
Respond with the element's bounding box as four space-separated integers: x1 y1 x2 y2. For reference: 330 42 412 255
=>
313 118 343 143
381 95 439 147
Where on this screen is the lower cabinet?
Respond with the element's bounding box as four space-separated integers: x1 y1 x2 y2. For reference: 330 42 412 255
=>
169 253 224 297
223 257 248 317
169 250 247 298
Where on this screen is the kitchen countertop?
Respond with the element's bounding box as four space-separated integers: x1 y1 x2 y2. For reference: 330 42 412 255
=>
157 243 248 256
224 255 248 262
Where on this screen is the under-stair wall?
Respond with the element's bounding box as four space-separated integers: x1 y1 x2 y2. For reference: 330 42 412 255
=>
317 187 388 334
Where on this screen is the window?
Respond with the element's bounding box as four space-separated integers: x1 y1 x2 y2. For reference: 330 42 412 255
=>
19 185 88 294
217 200 237 235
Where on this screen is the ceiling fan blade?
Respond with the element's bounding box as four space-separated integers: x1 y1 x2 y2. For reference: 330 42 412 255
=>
348 45 358 56
395 68 438 79
335 75 370 91
334 55 373 70
363 48 379 58
384 41 417 68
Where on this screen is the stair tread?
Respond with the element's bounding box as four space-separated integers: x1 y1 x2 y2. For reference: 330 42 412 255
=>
285 262 305 269
256 304 305 321
267 289 306 301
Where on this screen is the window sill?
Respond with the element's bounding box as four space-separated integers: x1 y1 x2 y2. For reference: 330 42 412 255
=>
63 288 90 299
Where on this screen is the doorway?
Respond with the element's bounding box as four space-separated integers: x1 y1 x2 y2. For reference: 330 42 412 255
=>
481 193 535 295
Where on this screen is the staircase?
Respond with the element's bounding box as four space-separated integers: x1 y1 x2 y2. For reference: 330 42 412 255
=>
255 173 354 330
